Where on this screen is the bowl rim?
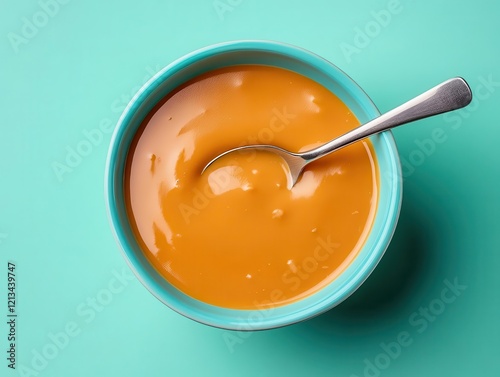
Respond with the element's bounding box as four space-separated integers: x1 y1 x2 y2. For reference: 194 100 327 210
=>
104 40 403 330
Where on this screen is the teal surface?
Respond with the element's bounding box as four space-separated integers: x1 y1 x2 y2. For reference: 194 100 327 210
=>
1 0 498 376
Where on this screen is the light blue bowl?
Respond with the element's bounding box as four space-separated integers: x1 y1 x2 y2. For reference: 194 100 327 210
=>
105 40 402 330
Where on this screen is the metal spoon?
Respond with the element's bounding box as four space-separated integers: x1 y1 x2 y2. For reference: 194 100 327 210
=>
203 77 472 188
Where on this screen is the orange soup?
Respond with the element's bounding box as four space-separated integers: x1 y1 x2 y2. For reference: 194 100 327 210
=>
125 65 378 309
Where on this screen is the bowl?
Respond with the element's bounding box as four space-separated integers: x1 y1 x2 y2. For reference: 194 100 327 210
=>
105 40 402 330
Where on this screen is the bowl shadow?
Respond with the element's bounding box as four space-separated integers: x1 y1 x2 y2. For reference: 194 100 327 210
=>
298 181 442 334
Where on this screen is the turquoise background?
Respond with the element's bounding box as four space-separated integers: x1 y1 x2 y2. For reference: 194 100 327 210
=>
1 0 498 376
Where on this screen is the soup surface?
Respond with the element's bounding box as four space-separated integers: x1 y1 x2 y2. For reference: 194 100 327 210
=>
125 65 378 309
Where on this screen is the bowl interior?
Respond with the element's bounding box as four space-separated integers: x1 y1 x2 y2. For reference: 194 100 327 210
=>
105 41 402 330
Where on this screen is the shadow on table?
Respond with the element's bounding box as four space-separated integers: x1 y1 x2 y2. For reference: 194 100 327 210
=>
293 180 446 336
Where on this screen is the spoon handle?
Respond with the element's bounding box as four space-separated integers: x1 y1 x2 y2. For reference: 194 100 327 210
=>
301 77 472 162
